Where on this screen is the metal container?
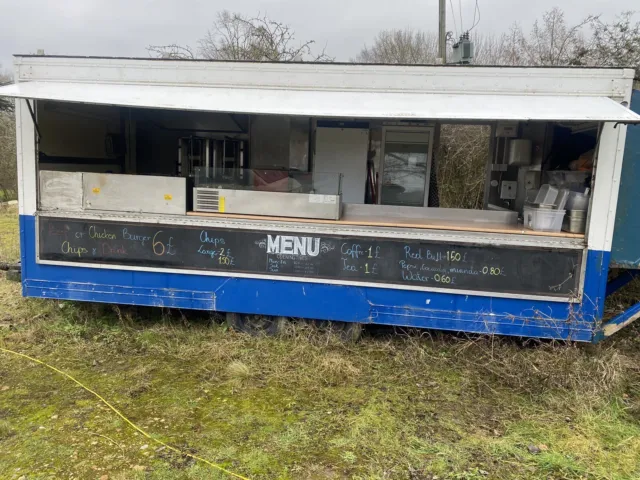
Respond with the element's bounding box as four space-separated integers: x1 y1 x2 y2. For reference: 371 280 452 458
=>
562 209 587 234
194 187 342 220
39 170 83 211
40 171 188 215
507 139 532 166
567 191 590 211
83 173 187 215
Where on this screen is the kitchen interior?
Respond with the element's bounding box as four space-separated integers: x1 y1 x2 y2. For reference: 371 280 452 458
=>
37 100 594 237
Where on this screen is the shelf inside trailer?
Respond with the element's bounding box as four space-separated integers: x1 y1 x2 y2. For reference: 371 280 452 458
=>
186 210 584 239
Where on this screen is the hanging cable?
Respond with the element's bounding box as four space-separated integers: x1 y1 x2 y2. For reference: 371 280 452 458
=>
458 0 464 32
449 0 459 38
472 0 477 28
469 0 481 32
0 347 251 480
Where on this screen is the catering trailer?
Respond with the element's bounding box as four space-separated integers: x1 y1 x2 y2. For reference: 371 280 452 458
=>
1 55 640 342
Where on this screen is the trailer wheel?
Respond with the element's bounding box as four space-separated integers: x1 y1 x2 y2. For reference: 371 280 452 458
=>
5 270 21 283
320 321 363 342
337 322 363 342
225 312 289 336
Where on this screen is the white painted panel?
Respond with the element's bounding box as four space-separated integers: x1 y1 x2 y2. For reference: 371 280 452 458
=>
11 56 636 98
39 171 83 211
588 123 628 252
314 128 369 204
83 173 186 215
2 82 640 122
15 99 37 215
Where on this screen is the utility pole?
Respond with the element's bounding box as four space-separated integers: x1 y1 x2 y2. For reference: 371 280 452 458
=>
438 0 446 63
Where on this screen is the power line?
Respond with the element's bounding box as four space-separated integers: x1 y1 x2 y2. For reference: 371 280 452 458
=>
458 0 464 32
469 0 481 32
472 0 478 29
449 0 459 37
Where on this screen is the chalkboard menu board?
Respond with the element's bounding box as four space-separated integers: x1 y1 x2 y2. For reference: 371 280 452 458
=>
38 217 582 297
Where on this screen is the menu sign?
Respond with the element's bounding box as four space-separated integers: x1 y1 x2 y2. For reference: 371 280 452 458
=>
38 217 582 297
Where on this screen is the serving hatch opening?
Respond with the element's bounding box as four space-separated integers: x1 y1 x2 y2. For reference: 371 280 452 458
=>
3 72 635 240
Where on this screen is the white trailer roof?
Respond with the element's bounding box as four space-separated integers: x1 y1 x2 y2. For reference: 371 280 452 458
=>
1 80 639 122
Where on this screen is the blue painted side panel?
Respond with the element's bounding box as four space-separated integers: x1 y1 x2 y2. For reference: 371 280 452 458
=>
612 89 640 268
20 215 609 341
600 299 640 339
606 270 640 296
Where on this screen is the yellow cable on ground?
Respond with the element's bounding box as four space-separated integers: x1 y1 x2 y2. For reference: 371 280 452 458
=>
0 346 250 480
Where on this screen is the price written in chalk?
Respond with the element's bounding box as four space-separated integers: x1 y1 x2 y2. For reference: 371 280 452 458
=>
40 218 580 297
152 231 177 257
482 266 505 276
197 230 234 266
341 258 379 275
341 242 381 275
404 246 468 264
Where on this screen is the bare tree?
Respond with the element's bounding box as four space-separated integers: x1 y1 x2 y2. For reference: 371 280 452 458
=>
512 8 595 66
198 11 332 62
0 68 16 201
471 29 525 66
588 11 640 77
437 125 491 209
146 44 195 60
0 67 17 201
352 28 529 67
354 29 439 64
0 113 17 201
473 8 639 73
354 9 598 68
0 68 13 114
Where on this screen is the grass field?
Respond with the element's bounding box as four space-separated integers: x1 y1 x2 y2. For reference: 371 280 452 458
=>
0 204 19 265
0 206 639 479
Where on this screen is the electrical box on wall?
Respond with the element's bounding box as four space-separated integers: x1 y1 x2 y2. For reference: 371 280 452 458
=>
507 139 532 166
500 181 517 200
496 122 519 138
524 170 540 190
450 35 475 64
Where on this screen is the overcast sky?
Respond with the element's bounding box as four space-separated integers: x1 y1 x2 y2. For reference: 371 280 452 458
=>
0 0 636 72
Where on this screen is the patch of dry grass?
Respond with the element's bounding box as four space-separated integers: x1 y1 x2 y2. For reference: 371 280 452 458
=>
0 204 19 265
0 295 639 479
1 196 640 479
226 360 252 380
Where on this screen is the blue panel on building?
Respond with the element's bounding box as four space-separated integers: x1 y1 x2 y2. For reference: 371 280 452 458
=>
612 90 640 268
20 215 609 342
